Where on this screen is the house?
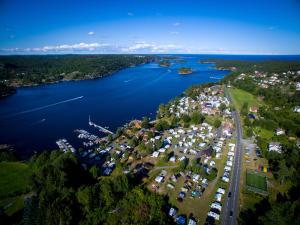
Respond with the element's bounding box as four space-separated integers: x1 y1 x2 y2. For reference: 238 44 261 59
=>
296 82 300 91
179 156 187 161
248 113 256 119
132 120 142 129
217 187 225 195
268 142 282 153
215 193 222 202
249 106 258 113
211 203 222 211
224 166 231 172
208 211 220 220
158 148 166 153
155 175 164 183
275 128 285 136
222 176 229 183
188 218 197 225
294 106 300 113
152 151 160 158
103 167 113 176
167 183 175 189
169 156 176 162
176 216 186 225
209 161 216 167
192 174 200 183
226 161 233 167
169 207 177 217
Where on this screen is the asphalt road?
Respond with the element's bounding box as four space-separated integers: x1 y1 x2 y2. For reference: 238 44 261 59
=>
222 88 244 225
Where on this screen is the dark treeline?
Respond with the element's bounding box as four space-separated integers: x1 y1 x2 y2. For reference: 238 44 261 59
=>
0 54 156 96
208 58 300 73
11 151 172 225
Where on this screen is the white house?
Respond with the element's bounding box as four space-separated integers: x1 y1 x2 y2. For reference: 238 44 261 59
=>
217 187 225 195
152 151 160 158
222 176 229 183
211 203 222 211
268 142 282 153
208 211 220 220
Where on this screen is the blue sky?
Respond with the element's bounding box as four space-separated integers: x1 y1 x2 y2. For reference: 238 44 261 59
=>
1 0 300 54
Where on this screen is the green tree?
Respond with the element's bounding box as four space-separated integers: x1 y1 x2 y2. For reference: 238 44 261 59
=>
191 111 204 124
213 119 222 128
141 117 150 129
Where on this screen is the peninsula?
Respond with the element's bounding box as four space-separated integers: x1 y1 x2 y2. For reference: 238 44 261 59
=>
0 55 156 97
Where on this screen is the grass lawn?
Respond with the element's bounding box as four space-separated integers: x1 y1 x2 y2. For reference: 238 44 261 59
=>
253 127 274 139
229 88 262 112
246 170 267 191
0 162 31 199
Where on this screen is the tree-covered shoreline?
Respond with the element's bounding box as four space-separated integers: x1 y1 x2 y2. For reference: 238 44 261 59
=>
0 54 156 97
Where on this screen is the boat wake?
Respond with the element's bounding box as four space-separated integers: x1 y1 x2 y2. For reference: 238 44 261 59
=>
30 118 46 126
10 96 84 117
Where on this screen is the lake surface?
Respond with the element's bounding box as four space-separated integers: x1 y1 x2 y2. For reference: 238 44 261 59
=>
1 54 300 158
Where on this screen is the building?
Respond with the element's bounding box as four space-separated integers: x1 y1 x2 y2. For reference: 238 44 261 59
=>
275 128 285 136
249 106 258 113
268 142 282 153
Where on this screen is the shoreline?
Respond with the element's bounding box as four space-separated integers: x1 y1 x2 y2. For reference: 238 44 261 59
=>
1 62 152 98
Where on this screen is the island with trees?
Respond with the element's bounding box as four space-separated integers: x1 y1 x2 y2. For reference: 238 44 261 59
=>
178 67 193 74
158 60 171 67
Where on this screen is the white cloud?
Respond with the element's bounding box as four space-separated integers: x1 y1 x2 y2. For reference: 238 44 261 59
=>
173 22 181 26
2 42 111 53
170 31 179 35
88 31 94 35
121 41 183 53
127 12 134 16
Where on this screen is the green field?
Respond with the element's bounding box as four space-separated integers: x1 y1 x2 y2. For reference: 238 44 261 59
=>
246 170 267 191
229 88 261 112
0 162 31 199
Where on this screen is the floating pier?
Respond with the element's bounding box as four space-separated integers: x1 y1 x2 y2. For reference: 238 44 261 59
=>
89 115 113 135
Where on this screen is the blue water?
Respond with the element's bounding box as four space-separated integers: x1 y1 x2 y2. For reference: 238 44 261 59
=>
0 54 299 158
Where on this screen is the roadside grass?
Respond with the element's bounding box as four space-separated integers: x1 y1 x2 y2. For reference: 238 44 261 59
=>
229 88 262 112
240 188 264 211
0 195 25 216
253 127 274 139
246 170 267 191
0 162 31 200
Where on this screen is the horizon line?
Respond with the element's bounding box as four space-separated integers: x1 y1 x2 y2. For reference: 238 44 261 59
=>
1 53 300 56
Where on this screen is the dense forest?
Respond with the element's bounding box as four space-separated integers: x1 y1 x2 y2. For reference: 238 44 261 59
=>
0 151 173 225
0 54 155 97
206 59 300 73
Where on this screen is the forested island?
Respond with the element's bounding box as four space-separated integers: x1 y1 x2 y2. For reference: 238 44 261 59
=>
0 55 156 97
159 60 171 67
178 67 193 74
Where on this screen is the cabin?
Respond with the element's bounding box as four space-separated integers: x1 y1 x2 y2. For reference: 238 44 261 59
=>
275 128 285 136
268 142 282 153
249 106 258 113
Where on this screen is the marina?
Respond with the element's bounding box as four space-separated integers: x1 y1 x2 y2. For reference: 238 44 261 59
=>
56 139 76 153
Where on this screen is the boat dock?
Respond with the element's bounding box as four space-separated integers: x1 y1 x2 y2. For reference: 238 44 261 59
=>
89 116 113 135
56 139 76 153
